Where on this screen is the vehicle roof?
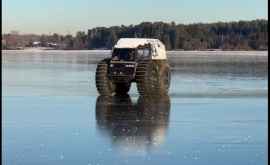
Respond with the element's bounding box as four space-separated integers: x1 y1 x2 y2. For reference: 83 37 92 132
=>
114 38 163 48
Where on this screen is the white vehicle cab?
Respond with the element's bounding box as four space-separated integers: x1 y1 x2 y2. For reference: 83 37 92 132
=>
95 38 171 96
114 38 167 60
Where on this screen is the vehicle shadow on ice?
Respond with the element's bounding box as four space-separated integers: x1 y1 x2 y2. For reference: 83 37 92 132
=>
95 94 171 151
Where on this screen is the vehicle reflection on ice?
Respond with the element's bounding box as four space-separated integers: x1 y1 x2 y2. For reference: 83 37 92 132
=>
95 94 170 153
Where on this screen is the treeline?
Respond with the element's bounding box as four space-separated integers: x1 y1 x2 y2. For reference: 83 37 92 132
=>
2 32 88 50
87 19 268 50
2 19 268 50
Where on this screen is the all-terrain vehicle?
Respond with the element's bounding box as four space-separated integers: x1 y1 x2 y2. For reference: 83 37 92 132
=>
95 38 171 96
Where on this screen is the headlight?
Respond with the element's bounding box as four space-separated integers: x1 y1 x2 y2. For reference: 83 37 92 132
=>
110 64 114 67
125 64 134 67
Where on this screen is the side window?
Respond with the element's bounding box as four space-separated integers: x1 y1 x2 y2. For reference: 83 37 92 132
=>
143 48 150 57
151 45 158 57
137 49 144 56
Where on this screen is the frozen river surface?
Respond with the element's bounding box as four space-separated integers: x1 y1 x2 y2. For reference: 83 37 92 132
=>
2 50 268 165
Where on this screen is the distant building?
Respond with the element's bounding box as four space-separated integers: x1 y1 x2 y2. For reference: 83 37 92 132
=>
47 42 58 48
2 39 6 45
2 39 7 49
32 41 41 47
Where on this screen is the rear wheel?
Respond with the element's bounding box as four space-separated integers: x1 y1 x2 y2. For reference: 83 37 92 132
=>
95 58 115 96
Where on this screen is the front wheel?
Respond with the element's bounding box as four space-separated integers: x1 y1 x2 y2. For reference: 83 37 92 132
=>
95 59 115 96
135 61 171 96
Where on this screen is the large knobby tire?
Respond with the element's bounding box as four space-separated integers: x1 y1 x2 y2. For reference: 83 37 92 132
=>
135 60 171 96
95 58 115 96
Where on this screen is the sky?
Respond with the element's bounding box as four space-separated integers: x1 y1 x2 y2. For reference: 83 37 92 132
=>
2 0 268 35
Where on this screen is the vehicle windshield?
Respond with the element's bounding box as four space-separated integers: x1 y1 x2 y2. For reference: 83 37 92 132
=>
112 48 135 61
